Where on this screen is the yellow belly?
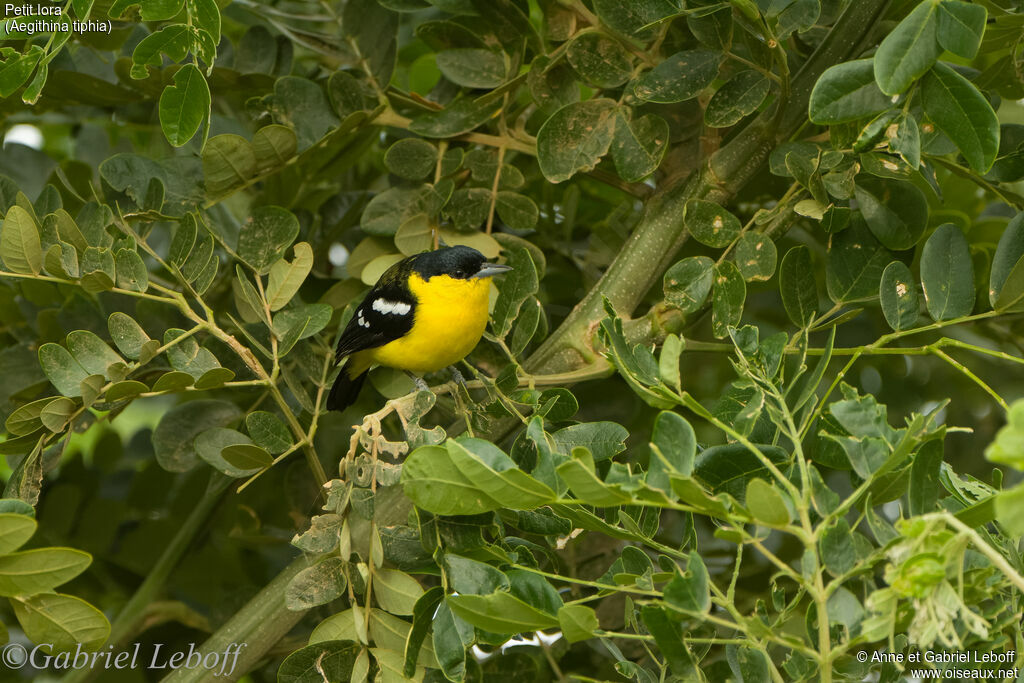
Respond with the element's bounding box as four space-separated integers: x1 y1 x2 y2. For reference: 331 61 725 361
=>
364 273 491 374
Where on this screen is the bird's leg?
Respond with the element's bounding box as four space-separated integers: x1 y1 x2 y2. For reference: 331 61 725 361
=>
405 371 430 393
447 365 475 434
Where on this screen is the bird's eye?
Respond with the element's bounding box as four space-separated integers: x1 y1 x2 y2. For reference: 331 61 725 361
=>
453 269 465 278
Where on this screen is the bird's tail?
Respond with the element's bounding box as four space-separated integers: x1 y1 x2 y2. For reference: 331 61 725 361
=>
326 356 370 412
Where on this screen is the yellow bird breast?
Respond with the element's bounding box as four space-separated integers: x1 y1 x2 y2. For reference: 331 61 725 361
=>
367 273 492 373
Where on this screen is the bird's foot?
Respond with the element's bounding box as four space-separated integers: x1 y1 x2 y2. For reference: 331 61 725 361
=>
406 371 430 393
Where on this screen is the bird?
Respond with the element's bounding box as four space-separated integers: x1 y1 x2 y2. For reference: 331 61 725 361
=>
326 245 513 412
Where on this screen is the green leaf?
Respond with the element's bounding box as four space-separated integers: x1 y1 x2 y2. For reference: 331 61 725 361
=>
446 438 556 509
920 223 974 321
733 232 777 282
109 0 182 21
556 448 632 506
873 0 941 96
566 33 633 88
129 25 191 79
431 598 474 680
153 399 242 472
363 185 445 237
995 484 1024 537
592 0 679 36
187 0 221 43
551 421 628 461
990 213 1024 311
79 247 116 293
705 70 770 127
105 381 148 402
879 261 920 331
664 552 710 613
443 554 510 595
0 514 36 555
641 606 697 677
1 205 41 275
491 247 538 338
114 249 148 292
664 256 714 313
436 48 506 88
266 76 340 151
688 5 733 49
266 242 313 311
13 593 109 653
272 303 332 352
558 604 599 643
221 443 272 471
633 49 721 103
809 59 893 124
237 206 300 274
447 592 559 634
285 557 347 610
44 242 78 280
936 0 986 60
278 641 361 683
985 401 1024 470
745 478 791 526
245 411 292 454
402 445 503 515
252 125 297 174
0 548 91 596
611 111 669 182
727 645 772 683
5 397 52 437
40 397 76 432
384 138 437 181
373 568 423 616
159 64 210 147
909 439 943 516
409 97 503 138
163 328 220 379
819 518 856 576
693 443 789 502
537 99 617 183
0 47 43 98
66 330 122 377
826 217 892 303
712 261 745 338
495 192 539 231
193 430 260 479
922 62 999 173
107 313 151 361
685 200 741 248
890 115 922 169
648 411 696 495
854 179 928 251
38 343 89 397
202 134 256 195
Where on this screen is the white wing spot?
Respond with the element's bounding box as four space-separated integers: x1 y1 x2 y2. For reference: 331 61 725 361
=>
357 310 370 328
372 299 411 316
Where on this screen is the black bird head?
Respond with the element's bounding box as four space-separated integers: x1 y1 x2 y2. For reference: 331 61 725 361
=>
411 245 512 280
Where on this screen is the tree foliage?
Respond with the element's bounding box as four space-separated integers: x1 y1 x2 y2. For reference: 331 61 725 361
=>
3 0 1024 681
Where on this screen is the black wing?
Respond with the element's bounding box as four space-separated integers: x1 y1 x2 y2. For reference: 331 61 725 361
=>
334 264 417 361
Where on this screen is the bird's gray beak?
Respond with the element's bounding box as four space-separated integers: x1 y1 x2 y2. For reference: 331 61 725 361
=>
473 263 513 278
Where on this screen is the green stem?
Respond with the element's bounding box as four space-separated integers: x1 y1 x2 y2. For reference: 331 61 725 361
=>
160 555 311 682
63 474 232 683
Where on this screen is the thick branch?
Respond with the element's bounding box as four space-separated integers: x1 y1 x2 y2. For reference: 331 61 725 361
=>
160 556 311 682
